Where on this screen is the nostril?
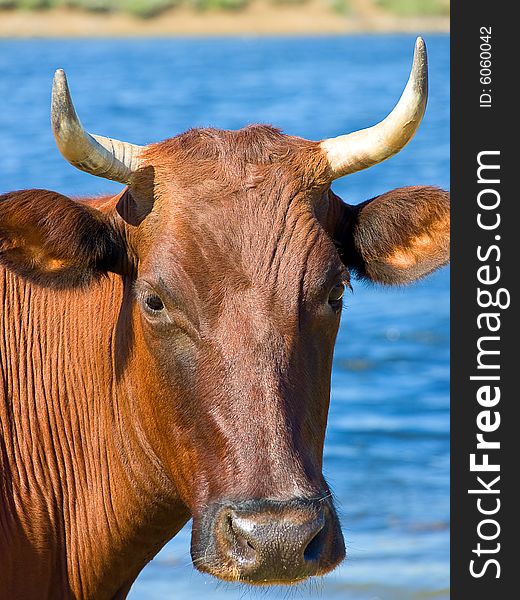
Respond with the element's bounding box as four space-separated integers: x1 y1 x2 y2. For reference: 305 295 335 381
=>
303 526 326 563
229 515 257 561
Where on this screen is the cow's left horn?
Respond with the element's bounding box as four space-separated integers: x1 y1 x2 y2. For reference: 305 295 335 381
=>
51 69 143 184
320 37 428 180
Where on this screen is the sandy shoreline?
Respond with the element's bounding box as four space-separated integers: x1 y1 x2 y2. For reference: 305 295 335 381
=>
0 4 449 38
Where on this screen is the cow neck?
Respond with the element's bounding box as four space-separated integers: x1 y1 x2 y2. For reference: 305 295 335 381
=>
0 265 189 599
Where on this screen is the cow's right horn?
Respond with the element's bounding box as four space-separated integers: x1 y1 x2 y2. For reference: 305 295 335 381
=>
51 69 143 185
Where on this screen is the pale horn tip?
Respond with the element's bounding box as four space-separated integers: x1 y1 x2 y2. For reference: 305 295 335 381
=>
51 67 81 146
52 68 68 97
411 37 428 92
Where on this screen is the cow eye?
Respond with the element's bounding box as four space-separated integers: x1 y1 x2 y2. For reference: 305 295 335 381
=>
328 283 345 306
144 294 164 312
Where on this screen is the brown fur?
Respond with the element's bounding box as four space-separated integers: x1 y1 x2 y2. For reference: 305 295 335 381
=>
327 185 451 284
0 124 449 598
0 189 123 287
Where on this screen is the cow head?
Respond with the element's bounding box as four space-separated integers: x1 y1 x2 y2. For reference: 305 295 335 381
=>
0 39 449 584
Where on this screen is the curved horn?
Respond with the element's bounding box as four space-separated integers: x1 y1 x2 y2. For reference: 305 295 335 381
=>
321 37 428 180
51 69 143 184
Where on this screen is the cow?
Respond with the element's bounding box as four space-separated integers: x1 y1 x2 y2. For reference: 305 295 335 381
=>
0 38 449 599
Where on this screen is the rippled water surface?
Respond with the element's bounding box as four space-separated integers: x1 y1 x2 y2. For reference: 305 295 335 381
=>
0 34 449 599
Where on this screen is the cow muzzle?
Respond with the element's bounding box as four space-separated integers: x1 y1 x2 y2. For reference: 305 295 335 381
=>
191 497 345 584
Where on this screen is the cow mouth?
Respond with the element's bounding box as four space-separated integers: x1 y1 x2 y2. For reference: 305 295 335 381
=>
190 497 346 585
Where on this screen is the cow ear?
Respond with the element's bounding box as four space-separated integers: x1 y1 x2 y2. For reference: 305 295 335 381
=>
0 190 125 288
332 186 450 284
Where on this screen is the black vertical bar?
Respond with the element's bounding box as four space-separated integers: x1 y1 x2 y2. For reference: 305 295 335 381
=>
451 2 518 599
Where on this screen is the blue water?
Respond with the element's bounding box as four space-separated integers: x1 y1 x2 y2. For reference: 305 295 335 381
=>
0 35 449 599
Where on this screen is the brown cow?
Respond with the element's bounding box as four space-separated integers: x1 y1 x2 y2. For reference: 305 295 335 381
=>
0 38 449 598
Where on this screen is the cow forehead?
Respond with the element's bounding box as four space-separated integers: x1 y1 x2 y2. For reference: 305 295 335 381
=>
140 124 327 196
134 124 339 299
146 124 316 164
138 201 343 325
141 125 328 229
